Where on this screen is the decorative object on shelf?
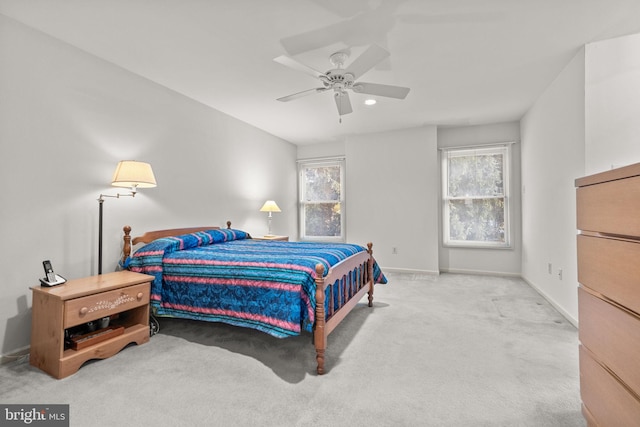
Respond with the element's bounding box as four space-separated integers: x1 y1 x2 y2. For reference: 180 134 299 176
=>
98 160 157 274
68 326 124 351
259 200 281 237
252 235 289 241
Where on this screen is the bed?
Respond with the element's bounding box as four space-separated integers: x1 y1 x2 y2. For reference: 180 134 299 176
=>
120 222 387 374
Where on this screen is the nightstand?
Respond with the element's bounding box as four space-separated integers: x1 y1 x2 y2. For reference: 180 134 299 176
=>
253 235 289 241
30 270 153 379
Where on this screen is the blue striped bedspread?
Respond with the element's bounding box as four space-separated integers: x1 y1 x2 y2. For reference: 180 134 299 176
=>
128 229 387 338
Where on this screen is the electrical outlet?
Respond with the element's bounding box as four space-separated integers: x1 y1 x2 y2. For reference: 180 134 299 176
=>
548 263 552 274
392 247 398 255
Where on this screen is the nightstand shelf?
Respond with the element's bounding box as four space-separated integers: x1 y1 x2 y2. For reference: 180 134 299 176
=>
30 270 153 379
252 235 289 241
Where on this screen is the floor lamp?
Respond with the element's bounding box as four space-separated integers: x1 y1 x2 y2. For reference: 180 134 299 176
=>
98 160 156 274
259 200 281 236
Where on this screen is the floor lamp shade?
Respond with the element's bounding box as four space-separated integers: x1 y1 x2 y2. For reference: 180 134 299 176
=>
98 161 157 274
111 160 157 189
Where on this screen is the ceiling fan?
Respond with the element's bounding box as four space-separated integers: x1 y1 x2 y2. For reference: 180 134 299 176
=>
274 44 410 116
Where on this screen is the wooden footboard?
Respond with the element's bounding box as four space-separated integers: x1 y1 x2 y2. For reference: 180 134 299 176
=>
313 243 374 375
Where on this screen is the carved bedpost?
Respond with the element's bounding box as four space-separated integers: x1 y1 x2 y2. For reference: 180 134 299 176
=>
314 263 326 375
367 242 374 307
122 226 132 265
227 221 232 229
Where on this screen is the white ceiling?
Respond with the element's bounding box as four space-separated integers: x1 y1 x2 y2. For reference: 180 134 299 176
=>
2 0 640 145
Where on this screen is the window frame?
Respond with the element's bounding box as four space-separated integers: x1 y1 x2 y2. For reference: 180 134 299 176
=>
297 157 346 242
441 144 512 249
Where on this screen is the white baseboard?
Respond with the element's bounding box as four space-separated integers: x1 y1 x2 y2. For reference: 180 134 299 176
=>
381 267 440 275
439 267 521 278
1 346 30 365
521 276 578 328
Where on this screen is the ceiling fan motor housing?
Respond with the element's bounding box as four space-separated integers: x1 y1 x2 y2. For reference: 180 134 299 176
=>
323 70 355 91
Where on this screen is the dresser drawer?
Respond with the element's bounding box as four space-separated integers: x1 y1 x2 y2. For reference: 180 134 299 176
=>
578 234 640 315
64 282 150 328
578 287 640 395
576 175 640 236
580 345 640 427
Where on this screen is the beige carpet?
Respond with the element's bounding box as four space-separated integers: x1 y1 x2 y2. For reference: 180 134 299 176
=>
0 273 584 426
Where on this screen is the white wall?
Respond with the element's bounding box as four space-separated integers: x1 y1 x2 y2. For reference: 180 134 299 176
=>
296 141 345 160
297 128 440 273
0 15 297 357
520 49 586 325
520 33 640 325
585 33 640 174
437 122 522 276
345 126 439 273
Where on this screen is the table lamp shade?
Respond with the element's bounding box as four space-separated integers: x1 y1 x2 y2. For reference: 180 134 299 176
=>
260 200 281 213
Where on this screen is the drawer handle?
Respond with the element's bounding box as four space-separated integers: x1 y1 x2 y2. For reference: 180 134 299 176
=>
137 292 143 301
79 307 88 316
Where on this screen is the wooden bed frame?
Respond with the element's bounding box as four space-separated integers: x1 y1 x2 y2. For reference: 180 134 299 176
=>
121 222 375 375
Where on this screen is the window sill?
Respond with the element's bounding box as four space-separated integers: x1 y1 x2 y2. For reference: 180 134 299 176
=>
444 243 513 250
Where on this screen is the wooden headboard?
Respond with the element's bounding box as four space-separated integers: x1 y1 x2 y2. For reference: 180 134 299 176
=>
122 221 232 262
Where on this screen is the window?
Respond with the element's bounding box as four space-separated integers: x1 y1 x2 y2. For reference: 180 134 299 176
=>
298 158 345 242
442 144 511 248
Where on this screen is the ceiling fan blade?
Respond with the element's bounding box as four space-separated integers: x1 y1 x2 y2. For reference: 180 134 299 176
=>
352 82 410 99
280 21 350 56
345 44 390 79
334 91 353 116
274 55 326 80
310 0 371 18
277 87 328 102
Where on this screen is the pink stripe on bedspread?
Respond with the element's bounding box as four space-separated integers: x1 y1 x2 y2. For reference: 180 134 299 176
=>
163 275 299 292
133 250 165 257
131 265 163 273
163 236 186 250
161 302 300 333
301 291 314 322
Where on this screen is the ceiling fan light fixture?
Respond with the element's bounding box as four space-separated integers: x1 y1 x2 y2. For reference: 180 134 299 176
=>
329 51 349 68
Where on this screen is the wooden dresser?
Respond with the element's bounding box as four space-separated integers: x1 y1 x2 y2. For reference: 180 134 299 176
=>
576 163 640 426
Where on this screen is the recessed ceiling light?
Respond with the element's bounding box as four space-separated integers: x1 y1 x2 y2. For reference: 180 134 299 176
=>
364 99 377 106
